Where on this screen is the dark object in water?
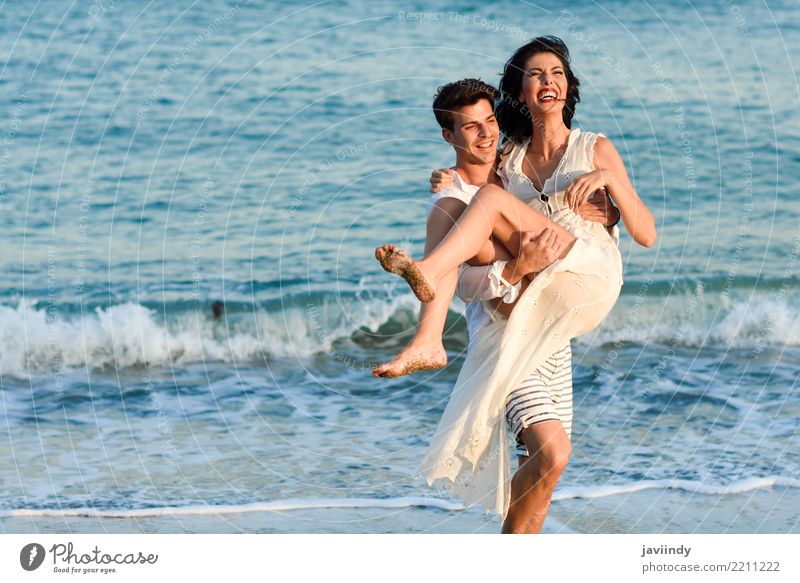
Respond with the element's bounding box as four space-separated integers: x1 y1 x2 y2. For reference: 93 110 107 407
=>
212 301 224 320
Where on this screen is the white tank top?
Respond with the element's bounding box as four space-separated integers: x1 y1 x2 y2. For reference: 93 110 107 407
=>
498 127 603 212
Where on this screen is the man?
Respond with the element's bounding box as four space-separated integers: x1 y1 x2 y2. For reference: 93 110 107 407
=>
374 79 619 532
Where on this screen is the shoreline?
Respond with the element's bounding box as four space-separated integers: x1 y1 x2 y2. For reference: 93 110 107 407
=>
3 485 797 534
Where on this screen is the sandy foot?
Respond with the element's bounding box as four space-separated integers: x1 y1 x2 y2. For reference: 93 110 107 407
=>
375 244 435 303
372 342 447 378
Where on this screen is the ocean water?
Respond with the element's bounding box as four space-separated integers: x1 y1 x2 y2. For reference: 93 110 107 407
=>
1 0 799 533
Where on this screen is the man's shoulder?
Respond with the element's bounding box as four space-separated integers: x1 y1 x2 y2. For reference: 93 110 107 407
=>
428 189 472 216
429 170 476 207
434 183 470 198
426 174 473 219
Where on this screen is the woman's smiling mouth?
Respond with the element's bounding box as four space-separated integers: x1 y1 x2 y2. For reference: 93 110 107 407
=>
537 89 558 102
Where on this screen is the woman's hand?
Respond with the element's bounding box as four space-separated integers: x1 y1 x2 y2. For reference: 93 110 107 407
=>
429 168 454 193
564 169 611 211
576 189 620 227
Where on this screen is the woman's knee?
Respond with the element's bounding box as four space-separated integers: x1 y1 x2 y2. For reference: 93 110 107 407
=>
474 183 508 203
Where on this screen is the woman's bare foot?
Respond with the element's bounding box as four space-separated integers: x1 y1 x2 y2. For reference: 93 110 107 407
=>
372 340 447 378
375 244 435 303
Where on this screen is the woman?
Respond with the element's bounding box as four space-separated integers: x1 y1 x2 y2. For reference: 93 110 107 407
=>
377 37 656 531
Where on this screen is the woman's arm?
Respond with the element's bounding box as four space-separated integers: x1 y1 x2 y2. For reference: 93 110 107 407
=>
564 137 657 247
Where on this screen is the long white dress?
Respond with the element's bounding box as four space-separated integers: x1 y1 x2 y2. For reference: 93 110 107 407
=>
417 128 624 519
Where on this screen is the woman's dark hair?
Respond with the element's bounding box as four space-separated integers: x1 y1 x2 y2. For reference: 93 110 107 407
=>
495 36 581 145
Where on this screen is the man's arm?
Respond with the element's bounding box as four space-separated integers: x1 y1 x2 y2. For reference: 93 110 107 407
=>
456 229 566 313
456 263 509 303
454 190 618 304
576 188 621 230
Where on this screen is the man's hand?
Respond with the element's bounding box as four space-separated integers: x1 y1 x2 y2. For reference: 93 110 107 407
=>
429 168 454 193
492 228 564 318
509 228 566 279
575 188 620 227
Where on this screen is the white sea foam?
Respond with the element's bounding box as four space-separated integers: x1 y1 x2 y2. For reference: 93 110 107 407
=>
3 476 798 518
0 293 419 376
586 293 800 348
0 289 797 376
553 475 800 501
1 496 463 518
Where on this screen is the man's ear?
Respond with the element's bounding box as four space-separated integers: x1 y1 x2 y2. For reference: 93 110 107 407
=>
442 127 455 146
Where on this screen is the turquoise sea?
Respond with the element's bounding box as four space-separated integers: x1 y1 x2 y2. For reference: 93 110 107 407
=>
1 0 798 533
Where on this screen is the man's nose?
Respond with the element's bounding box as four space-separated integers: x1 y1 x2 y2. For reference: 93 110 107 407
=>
477 123 490 136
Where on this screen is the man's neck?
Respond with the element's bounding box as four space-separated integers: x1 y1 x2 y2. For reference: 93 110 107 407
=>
453 156 493 187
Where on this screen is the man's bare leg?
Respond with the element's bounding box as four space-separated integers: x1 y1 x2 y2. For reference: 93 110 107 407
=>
376 183 576 303
501 420 571 534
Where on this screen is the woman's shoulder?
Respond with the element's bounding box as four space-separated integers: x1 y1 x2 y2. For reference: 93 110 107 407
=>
587 133 621 167
573 128 611 167
499 138 528 158
497 138 528 177
574 127 607 145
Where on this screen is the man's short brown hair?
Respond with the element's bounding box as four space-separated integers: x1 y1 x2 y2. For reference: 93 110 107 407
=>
432 78 499 131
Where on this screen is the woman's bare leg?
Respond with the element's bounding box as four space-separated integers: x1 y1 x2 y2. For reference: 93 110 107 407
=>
376 184 576 302
372 267 454 377
373 236 504 378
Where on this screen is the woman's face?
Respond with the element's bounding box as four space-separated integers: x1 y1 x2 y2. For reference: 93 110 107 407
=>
519 51 568 116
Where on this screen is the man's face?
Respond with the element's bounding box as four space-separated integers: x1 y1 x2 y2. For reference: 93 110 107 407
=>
443 99 499 164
